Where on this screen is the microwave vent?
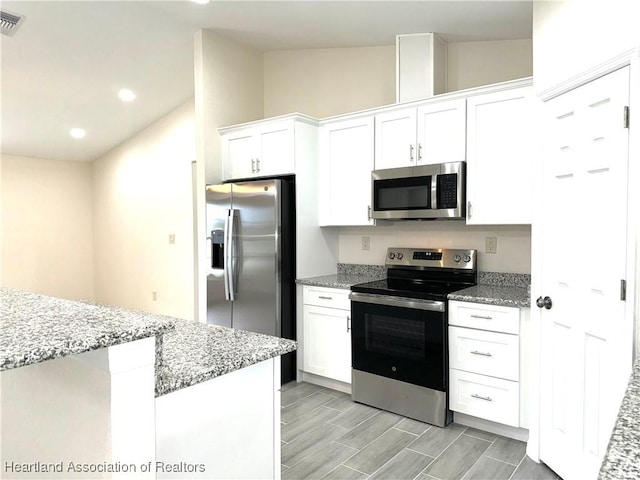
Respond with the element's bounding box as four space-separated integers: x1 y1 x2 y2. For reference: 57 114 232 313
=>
1 10 25 37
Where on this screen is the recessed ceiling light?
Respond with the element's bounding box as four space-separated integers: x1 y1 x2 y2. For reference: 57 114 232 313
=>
69 128 86 139
118 88 136 102
191 0 210 4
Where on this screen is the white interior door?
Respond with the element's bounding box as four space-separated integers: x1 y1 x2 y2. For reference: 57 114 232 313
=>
538 66 632 480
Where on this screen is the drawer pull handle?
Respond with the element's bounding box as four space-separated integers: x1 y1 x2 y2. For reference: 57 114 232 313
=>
471 314 493 320
318 296 333 300
470 350 493 357
471 393 493 402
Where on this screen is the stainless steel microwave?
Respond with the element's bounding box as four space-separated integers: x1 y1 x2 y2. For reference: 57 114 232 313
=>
371 161 466 220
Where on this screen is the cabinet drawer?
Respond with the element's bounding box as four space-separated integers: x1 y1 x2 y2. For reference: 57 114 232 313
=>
303 287 351 310
449 369 519 427
449 301 519 334
449 326 519 381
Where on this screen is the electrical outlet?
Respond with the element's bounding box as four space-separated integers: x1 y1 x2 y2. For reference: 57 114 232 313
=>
152 291 158 301
168 234 176 244
485 237 498 254
361 236 370 251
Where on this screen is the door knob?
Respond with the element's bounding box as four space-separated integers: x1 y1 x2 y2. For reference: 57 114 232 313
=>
536 296 553 310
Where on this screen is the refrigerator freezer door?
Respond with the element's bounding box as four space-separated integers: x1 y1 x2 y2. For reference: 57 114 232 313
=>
230 179 281 336
206 184 232 328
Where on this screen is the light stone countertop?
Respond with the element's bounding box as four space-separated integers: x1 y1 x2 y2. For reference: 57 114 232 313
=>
0 287 174 372
296 264 386 289
156 320 296 397
1 288 297 398
599 358 640 480
447 284 531 308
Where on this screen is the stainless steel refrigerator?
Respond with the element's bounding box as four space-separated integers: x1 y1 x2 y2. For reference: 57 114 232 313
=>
206 177 296 383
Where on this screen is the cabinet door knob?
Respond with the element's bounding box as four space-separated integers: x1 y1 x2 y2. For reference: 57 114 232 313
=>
536 296 553 310
256 158 261 172
251 159 256 173
409 144 414 162
346 315 351 333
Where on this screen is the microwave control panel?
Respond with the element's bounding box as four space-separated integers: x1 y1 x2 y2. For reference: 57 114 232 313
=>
437 174 458 209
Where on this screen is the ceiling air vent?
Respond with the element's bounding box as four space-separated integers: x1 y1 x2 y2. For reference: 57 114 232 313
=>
1 10 25 37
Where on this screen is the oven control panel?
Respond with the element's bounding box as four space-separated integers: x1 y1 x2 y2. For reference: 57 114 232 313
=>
386 248 476 270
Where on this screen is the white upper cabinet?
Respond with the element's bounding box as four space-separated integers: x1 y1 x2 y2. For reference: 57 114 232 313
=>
374 107 417 170
374 98 466 170
319 116 375 226
221 118 299 181
417 99 466 165
466 85 534 225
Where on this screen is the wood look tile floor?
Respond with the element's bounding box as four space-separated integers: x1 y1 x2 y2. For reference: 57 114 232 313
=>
281 382 561 480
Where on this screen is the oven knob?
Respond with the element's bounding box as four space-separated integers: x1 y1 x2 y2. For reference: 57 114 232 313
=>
388 252 396 260
397 253 404 260
453 254 461 263
463 254 471 263
392 366 397 372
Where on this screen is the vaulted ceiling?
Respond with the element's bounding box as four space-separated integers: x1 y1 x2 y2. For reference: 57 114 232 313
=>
1 1 532 162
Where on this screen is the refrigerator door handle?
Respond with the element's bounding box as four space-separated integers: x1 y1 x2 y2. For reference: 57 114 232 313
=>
223 212 231 301
227 208 237 301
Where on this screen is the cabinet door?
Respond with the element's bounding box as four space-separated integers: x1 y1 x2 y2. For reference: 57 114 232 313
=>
374 107 417 170
303 305 352 384
256 121 295 177
222 128 256 181
319 117 374 226
417 99 466 165
466 86 534 224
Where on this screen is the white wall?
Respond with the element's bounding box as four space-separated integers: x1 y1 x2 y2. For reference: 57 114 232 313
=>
195 30 264 186
339 223 531 274
448 39 533 91
193 29 265 323
92 100 195 320
264 46 396 118
533 1 640 94
263 39 532 119
0 154 94 300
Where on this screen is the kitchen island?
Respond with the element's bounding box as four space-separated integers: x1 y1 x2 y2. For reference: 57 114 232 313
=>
0 288 296 479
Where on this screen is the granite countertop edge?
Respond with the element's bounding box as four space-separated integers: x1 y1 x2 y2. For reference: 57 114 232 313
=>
447 285 531 308
155 321 297 397
1 288 298 398
0 288 175 372
599 358 640 480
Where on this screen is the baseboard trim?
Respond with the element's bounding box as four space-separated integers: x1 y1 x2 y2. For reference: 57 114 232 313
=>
454 412 529 442
300 371 351 394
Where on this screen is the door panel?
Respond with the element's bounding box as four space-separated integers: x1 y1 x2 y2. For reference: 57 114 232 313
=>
374 108 417 170
231 180 280 336
205 184 232 327
539 66 632 480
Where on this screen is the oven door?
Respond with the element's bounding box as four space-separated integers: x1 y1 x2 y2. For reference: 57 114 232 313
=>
350 293 447 391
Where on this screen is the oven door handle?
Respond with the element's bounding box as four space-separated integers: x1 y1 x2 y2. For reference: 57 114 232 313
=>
349 292 445 312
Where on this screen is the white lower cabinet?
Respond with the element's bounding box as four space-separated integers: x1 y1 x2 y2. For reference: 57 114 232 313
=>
449 369 520 427
302 287 351 384
448 300 524 429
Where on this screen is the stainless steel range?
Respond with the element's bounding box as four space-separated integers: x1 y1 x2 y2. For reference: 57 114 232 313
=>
349 247 477 427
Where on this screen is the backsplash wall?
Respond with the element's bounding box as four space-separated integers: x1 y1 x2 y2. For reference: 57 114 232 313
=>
338 223 531 274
